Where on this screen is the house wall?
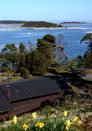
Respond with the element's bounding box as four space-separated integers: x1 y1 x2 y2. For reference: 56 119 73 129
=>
9 93 60 116
0 113 8 121
0 93 61 120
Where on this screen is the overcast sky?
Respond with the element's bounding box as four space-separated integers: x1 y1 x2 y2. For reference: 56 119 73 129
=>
0 0 92 22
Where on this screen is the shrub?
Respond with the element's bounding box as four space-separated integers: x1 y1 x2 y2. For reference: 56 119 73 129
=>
20 67 29 78
29 50 47 76
0 66 7 72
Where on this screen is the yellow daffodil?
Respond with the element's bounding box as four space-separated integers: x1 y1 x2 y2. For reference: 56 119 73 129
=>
65 125 69 131
65 120 71 127
77 120 81 126
63 111 67 117
23 124 30 131
35 122 44 128
39 122 44 128
73 117 78 122
35 122 40 127
23 124 27 128
13 115 17 124
32 112 36 119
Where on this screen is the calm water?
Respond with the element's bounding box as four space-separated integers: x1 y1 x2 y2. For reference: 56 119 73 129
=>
0 24 92 60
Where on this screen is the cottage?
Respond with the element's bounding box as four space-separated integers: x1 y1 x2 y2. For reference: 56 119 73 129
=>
0 76 71 120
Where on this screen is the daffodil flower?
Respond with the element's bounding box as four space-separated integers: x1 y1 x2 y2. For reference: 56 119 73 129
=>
73 117 78 122
35 122 44 128
63 111 67 117
35 122 40 127
32 112 36 119
13 115 17 124
77 120 81 126
23 124 30 131
65 120 71 127
65 125 69 131
39 122 44 128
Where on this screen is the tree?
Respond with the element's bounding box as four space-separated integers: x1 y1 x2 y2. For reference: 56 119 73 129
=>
16 43 27 72
20 67 29 78
19 42 26 54
37 34 56 68
28 50 46 75
42 34 56 44
56 34 69 67
1 43 17 71
80 33 92 68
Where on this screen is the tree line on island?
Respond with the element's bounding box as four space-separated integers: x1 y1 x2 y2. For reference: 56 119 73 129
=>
22 21 62 28
0 33 92 78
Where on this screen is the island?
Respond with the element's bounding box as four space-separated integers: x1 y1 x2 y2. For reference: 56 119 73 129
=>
0 20 26 24
21 21 62 28
0 20 92 30
60 21 91 24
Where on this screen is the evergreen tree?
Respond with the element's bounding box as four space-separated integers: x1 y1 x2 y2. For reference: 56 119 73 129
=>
19 42 26 54
1 43 17 71
28 50 46 75
37 34 56 68
80 33 92 68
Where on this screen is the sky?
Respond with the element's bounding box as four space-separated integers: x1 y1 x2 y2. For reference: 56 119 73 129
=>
0 0 92 23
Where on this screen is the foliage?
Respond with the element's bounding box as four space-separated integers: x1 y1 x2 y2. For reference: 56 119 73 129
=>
16 54 27 72
20 67 29 78
1 43 17 70
0 20 26 24
69 59 77 69
37 34 56 68
0 111 80 131
19 42 26 54
0 34 64 77
80 33 92 42
22 21 62 28
56 34 69 67
42 34 56 44
28 50 47 76
79 33 92 68
0 66 7 72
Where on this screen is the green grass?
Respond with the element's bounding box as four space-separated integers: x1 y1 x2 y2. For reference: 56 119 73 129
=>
0 113 80 131
9 75 23 80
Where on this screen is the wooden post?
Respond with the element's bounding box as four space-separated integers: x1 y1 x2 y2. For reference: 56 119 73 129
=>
7 84 10 104
7 66 10 104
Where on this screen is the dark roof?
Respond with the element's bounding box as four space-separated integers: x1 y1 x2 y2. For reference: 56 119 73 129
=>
0 76 71 114
0 88 11 114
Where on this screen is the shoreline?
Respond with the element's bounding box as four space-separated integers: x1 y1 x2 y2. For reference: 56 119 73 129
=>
1 23 92 30
13 26 92 30
0 26 92 31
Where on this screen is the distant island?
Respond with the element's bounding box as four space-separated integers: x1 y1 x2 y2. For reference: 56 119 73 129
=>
60 22 91 24
0 20 62 28
0 20 91 25
0 20 26 24
21 21 62 28
0 20 92 29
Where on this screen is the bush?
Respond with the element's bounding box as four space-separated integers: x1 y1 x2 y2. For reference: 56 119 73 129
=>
0 66 7 72
30 50 47 76
20 67 29 78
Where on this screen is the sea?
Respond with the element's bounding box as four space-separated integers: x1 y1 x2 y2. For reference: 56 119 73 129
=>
0 24 92 60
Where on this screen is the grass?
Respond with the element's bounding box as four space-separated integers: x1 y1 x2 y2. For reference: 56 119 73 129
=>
0 110 80 131
9 75 23 80
0 66 92 130
0 90 92 131
0 96 92 131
